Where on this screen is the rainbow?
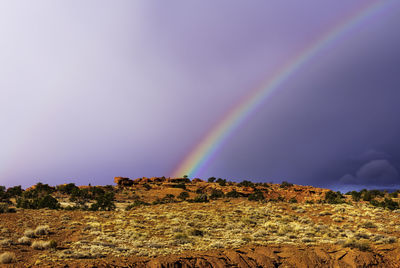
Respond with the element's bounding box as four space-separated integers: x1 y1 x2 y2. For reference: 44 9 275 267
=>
171 1 392 179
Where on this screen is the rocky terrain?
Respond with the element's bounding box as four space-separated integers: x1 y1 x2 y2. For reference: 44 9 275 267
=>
1 177 400 267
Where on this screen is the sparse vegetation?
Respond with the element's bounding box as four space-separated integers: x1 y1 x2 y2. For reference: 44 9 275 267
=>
31 240 57 250
226 190 241 198
324 191 345 204
248 190 264 201
280 181 293 188
210 189 224 199
0 252 16 264
207 177 216 183
177 191 190 200
2 179 400 266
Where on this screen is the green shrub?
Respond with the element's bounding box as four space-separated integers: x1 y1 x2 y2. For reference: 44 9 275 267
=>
0 203 16 213
6 185 23 197
207 177 216 183
238 180 254 188
289 197 298 203
90 192 115 211
142 183 151 190
280 181 293 188
348 191 361 202
248 190 264 201
17 194 60 209
178 191 190 200
216 178 226 186
56 183 78 195
191 194 208 203
126 200 150 210
226 190 240 198
370 198 399 210
38 195 60 209
324 191 345 204
210 189 224 199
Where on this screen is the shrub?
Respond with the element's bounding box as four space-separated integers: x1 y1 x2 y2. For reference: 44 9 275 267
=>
177 191 189 200
280 181 293 188
17 194 60 210
324 191 345 204
207 177 216 183
142 183 151 190
348 191 362 202
90 192 116 211
363 192 374 201
125 200 150 210
174 233 191 244
370 198 399 210
238 180 254 188
389 191 398 198
34 225 50 236
6 186 22 197
56 183 78 195
210 189 224 199
191 194 208 203
24 229 35 238
190 229 204 236
289 197 298 203
17 236 31 245
226 190 240 198
216 178 226 186
0 239 12 246
361 221 377 229
38 195 60 209
0 204 16 213
248 190 264 201
0 252 16 264
31 240 57 250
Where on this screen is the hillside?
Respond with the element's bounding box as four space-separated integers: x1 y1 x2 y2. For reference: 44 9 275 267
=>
0 177 400 267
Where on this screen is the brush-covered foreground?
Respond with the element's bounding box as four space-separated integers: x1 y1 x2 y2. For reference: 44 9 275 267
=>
1 178 400 267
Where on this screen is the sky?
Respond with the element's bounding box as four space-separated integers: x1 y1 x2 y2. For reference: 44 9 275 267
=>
1 1 400 189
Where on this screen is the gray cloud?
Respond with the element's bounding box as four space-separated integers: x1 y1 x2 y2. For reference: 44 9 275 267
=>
340 159 400 186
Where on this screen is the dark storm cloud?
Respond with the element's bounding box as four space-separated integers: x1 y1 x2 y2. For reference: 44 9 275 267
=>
203 2 400 188
340 159 400 186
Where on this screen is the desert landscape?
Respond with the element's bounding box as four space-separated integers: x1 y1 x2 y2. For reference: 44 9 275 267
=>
0 177 400 267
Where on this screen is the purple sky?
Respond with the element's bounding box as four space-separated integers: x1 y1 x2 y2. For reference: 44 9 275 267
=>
1 1 400 189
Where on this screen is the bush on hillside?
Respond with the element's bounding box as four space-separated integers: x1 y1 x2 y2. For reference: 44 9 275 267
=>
248 190 264 201
226 190 240 198
210 189 224 199
280 181 293 188
89 192 115 211
238 180 255 188
216 178 226 186
178 191 190 200
207 177 216 183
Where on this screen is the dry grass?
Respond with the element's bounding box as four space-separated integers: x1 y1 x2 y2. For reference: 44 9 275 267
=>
34 225 50 236
17 236 31 245
24 229 35 238
0 251 16 264
31 240 57 250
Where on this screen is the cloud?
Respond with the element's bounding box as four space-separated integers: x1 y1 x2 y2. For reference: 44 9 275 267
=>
354 150 390 162
340 159 400 186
